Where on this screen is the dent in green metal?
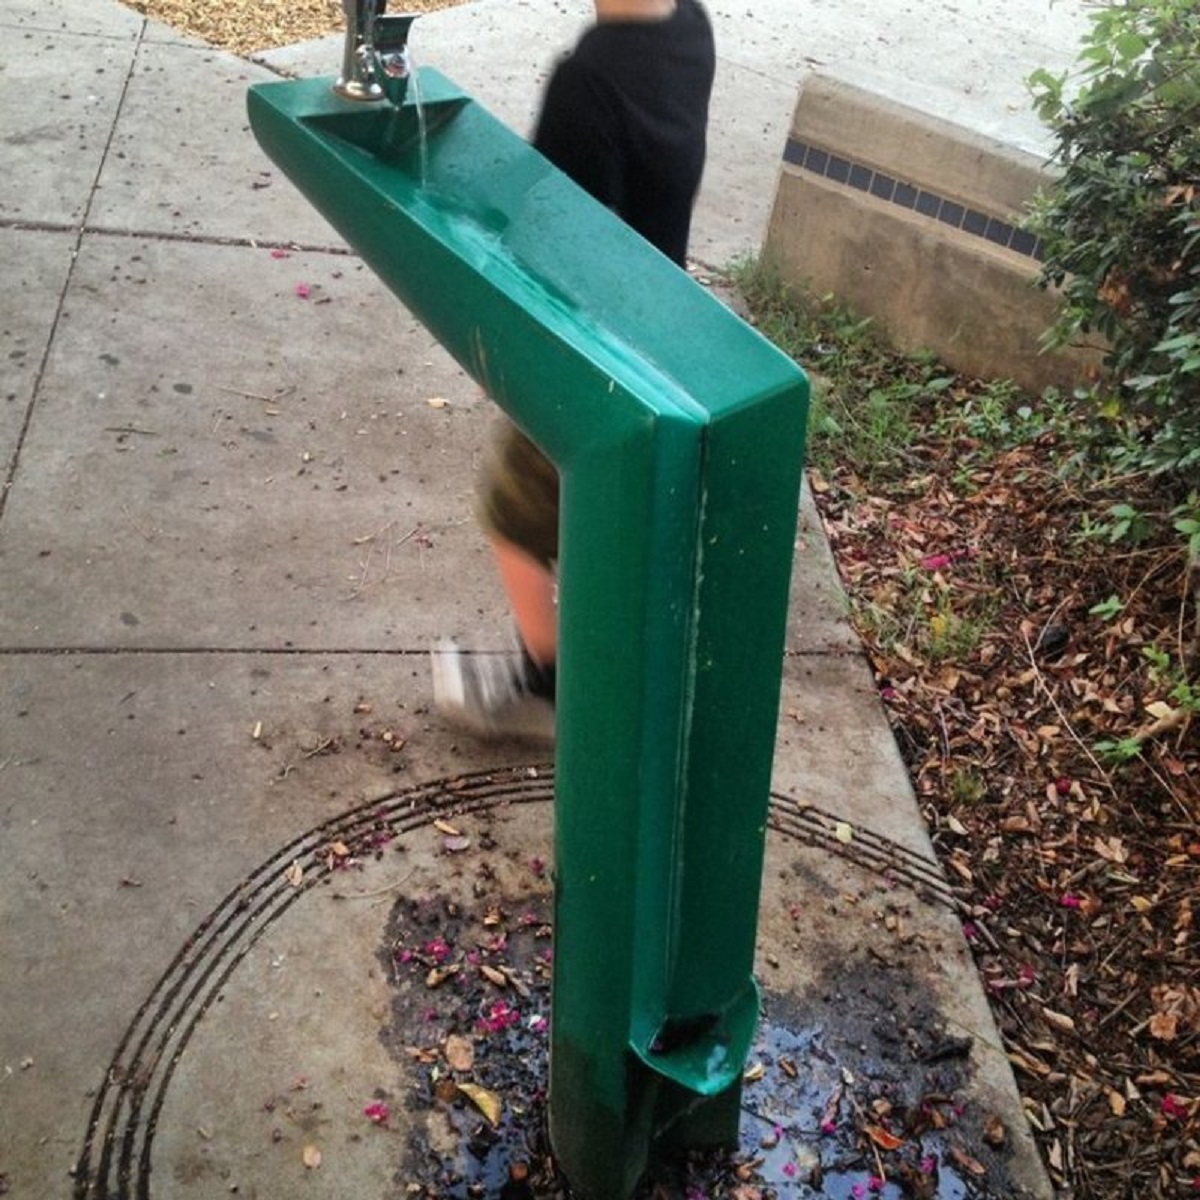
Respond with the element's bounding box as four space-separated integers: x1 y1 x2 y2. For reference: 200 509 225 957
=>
247 70 809 1199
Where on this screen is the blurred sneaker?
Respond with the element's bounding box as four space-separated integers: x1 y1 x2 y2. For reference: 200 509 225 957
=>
431 641 556 742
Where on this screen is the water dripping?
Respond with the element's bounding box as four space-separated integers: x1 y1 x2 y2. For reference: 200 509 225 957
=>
407 54 428 186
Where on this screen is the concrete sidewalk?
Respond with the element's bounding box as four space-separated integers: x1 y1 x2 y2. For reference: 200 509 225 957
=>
1 0 1090 1195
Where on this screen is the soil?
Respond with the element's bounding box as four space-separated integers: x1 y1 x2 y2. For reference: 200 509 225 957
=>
808 401 1199 1200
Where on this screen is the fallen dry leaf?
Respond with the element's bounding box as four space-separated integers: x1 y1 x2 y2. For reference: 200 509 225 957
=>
1041 1008 1076 1034
983 1114 1006 1147
948 1146 987 1176
302 1144 322 1169
285 861 303 888
444 1033 474 1072
480 965 508 989
457 1082 502 1126
865 1123 904 1151
426 965 461 989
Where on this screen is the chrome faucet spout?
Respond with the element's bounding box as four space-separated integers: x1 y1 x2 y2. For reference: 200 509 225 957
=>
335 1 418 104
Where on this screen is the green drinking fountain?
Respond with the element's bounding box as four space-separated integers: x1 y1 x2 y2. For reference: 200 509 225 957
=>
247 8 809 1194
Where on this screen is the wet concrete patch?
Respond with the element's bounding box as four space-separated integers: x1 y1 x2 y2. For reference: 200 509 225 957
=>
72 767 1036 1199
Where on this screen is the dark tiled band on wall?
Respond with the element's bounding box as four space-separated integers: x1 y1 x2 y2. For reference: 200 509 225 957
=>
784 137 1044 261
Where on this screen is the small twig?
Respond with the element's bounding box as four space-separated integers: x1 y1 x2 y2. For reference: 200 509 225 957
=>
104 425 158 437
301 737 340 759
348 535 378 600
1180 544 1199 669
347 519 406 598
1140 754 1195 824
970 914 1002 953
936 701 951 764
120 505 156 542
843 1084 888 1183
217 384 296 403
1021 630 1117 801
1095 985 1142 1030
333 866 416 902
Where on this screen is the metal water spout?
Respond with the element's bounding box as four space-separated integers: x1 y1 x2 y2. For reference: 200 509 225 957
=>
335 0 417 105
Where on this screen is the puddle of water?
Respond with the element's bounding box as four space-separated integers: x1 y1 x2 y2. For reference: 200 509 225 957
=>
378 891 1000 1199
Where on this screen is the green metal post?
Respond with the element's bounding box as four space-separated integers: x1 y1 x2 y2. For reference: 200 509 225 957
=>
247 71 808 1198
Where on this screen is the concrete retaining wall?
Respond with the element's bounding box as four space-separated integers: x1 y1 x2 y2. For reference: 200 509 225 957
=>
763 74 1099 393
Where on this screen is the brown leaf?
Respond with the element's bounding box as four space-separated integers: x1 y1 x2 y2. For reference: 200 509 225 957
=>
1041 1008 1076 1034
480 965 508 988
457 1082 503 1126
948 1146 987 1176
285 860 304 888
982 1115 1006 1147
444 1034 475 1072
1008 1048 1052 1077
865 1123 904 1151
1149 1011 1179 1042
426 964 460 989
1149 984 1200 1040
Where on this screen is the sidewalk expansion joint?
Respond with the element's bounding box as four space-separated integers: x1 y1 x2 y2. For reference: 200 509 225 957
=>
0 216 353 258
0 645 428 657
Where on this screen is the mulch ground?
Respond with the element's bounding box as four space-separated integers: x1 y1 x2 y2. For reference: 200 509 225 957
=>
812 400 1200 1199
119 0 461 56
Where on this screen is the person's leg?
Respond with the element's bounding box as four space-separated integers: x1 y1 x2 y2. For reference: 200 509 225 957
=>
430 419 559 739
490 533 557 666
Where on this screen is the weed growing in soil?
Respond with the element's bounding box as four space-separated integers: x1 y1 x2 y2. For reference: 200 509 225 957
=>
733 257 1200 1200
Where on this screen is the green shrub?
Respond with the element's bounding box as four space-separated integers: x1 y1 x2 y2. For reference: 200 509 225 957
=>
1028 0 1200 475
